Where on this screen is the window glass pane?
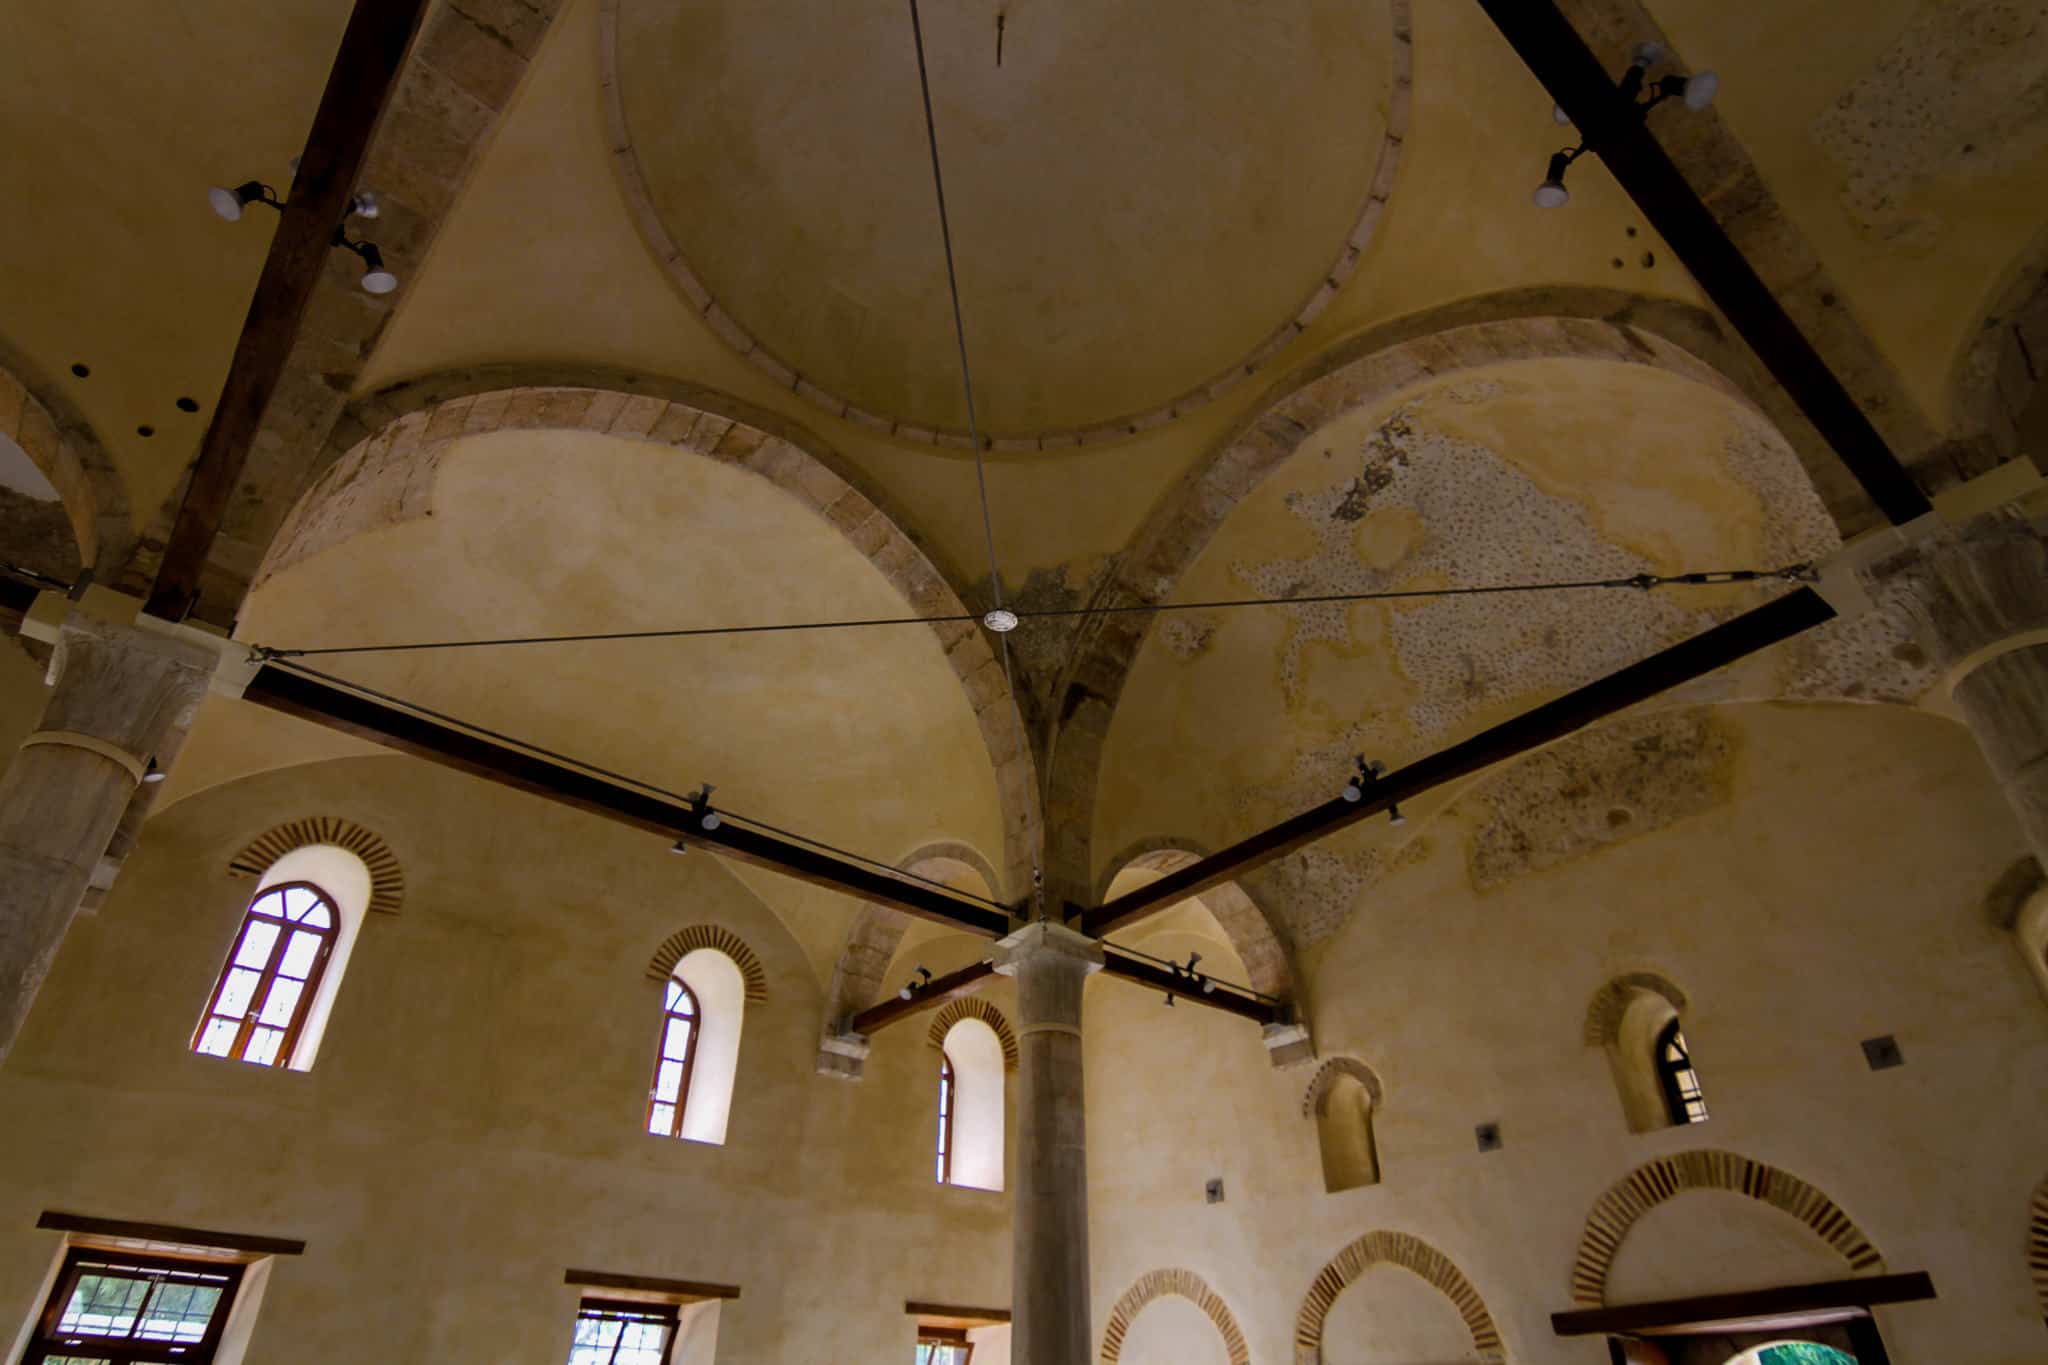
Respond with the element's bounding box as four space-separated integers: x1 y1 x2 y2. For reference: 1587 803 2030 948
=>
664 979 683 1010
233 920 281 970
302 902 333 930
571 1308 673 1365
134 1281 222 1341
614 1318 672 1365
215 968 262 1020
277 930 324 981
648 1102 676 1137
243 1027 285 1067
58 1273 150 1336
662 1017 694 1062
45 1355 115 1364
258 977 304 1027
655 1059 684 1103
282 887 320 922
196 1018 239 1058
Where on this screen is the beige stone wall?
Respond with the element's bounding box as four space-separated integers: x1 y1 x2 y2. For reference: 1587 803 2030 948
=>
0 754 1012 1363
1086 702 2048 1365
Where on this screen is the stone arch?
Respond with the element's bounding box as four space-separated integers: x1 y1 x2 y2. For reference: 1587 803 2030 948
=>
1039 290 1834 911
1295 1230 1503 1362
821 841 1006 1033
2030 1175 2048 1324
227 815 404 917
927 996 1017 1071
1583 972 1688 1047
0 347 132 577
1099 838 1296 1005
1100 1267 1249 1365
598 0 1414 451
1570 1150 1885 1307
647 923 767 1004
268 375 1039 901
1950 222 2048 473
1300 1057 1383 1118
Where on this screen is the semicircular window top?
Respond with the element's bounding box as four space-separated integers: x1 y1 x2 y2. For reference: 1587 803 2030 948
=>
191 844 374 1071
645 948 747 1146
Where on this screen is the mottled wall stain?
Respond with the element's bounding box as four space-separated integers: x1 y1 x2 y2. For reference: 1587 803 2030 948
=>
1464 709 1739 891
1249 836 1431 949
1813 1 2048 246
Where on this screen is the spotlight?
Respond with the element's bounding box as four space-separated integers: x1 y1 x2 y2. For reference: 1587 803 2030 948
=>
1533 151 1576 208
354 242 398 295
898 985 914 1001
208 181 278 222
1388 803 1407 827
699 810 722 832
669 840 688 855
1551 103 1573 126
1201 977 1217 995
141 758 167 785
1681 69 1719 110
1163 993 1175 1008
348 190 382 220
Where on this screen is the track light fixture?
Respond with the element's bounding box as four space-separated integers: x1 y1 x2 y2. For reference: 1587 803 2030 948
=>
1343 756 1387 803
210 167 397 294
141 758 167 785
684 783 721 831
1388 802 1407 827
897 964 936 1001
1535 42 1719 209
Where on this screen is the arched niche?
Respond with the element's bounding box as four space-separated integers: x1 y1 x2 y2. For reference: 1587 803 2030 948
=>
1584 972 1697 1133
1100 1268 1249 1365
1321 1255 1484 1364
1301 1057 1384 1193
1295 1231 1504 1363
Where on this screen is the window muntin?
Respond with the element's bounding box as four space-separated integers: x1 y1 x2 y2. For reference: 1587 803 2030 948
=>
568 1299 678 1365
645 979 701 1139
915 1329 974 1364
1655 1019 1709 1125
935 1052 956 1184
26 1249 242 1364
192 883 338 1068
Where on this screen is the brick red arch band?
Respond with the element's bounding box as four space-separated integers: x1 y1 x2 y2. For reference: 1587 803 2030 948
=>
1099 1268 1250 1365
227 815 404 917
647 923 767 1004
927 996 1018 1072
1294 1230 1503 1363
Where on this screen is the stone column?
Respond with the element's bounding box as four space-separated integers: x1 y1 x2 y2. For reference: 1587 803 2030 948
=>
1870 512 2048 869
994 921 1104 1365
0 615 214 1063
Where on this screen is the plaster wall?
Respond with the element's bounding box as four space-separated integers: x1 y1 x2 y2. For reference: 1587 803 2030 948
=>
0 754 1013 1363
1084 702 2048 1365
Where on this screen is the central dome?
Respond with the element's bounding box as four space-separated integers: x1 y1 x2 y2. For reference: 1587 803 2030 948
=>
610 0 1400 444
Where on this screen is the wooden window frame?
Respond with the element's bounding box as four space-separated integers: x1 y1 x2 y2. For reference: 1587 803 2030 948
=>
935 1051 956 1185
1654 1018 1709 1126
646 977 702 1140
24 1246 246 1364
191 880 339 1069
916 1324 975 1364
569 1296 681 1365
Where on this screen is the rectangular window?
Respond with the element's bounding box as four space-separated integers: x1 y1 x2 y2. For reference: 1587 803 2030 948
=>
567 1298 679 1365
916 1327 974 1364
23 1249 244 1364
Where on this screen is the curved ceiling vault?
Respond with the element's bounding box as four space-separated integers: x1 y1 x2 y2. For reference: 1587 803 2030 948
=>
228 424 1013 988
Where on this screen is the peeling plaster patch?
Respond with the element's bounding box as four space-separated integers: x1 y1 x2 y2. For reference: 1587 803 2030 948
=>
1249 836 1430 948
1775 593 1939 704
1813 1 2048 245
977 557 1112 734
1464 709 1738 891
1160 614 1219 661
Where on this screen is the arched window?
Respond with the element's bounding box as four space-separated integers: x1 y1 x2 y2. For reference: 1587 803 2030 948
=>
645 949 744 1146
1655 1019 1709 1126
192 845 372 1072
1315 1073 1380 1193
936 1017 1004 1191
935 1052 956 1183
645 978 701 1139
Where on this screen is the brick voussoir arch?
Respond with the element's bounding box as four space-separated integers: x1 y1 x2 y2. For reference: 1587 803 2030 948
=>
1300 1056 1383 1118
267 374 1040 901
1294 1230 1503 1363
927 996 1017 1071
2029 1175 2048 1324
228 815 404 916
1570 1149 1885 1307
647 923 767 1003
1100 1268 1249 1365
1041 290 1811 914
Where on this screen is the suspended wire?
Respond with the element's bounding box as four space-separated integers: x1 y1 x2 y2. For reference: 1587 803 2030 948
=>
266 659 1012 914
248 564 1814 660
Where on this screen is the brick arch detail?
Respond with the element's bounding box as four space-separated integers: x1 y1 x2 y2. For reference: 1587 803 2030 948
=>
2030 1175 2048 1325
1040 292 1812 912
1570 1149 1885 1307
0 352 132 574
822 841 1006 1033
928 997 1018 1071
1582 972 1688 1047
227 816 404 916
647 924 767 1004
1294 1230 1503 1363
1099 1268 1249 1365
1300 1056 1383 1118
263 379 1039 902
1100 838 1296 1004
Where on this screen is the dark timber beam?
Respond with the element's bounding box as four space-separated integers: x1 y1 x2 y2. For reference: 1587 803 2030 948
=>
1474 0 1932 527
1098 947 1281 1026
241 665 1012 937
1083 588 1835 936
144 0 430 622
847 961 997 1036
1551 1271 1935 1337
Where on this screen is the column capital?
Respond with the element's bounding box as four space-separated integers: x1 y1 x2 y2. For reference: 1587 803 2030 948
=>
992 920 1104 978
1862 510 2048 680
41 614 218 763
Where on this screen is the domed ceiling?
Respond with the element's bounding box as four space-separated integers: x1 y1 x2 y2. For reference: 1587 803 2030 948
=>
609 0 1401 444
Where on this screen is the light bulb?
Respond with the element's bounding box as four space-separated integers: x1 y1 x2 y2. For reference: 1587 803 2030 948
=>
700 811 722 831
208 186 245 222
1683 70 1719 110
1532 180 1571 209
361 266 398 295
1551 103 1573 126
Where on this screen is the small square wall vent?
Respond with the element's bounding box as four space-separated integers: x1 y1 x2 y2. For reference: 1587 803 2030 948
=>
1474 1122 1503 1153
1861 1035 1904 1071
1204 1178 1225 1204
